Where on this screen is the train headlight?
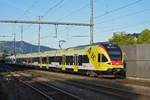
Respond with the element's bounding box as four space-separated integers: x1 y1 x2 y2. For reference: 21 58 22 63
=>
107 62 112 65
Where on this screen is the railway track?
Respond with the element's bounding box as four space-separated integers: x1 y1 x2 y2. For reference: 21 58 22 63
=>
38 73 150 100
3 65 150 100
2 65 83 100
20 80 82 100
20 70 150 100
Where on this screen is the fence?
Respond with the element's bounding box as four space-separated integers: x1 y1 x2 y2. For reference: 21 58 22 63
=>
121 44 150 79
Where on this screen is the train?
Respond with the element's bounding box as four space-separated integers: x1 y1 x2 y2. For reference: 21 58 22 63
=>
5 42 126 78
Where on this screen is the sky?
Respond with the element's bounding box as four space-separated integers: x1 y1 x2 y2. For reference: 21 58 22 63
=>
0 0 150 49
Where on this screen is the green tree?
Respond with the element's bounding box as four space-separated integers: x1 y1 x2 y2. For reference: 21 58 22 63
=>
108 32 137 46
138 29 150 44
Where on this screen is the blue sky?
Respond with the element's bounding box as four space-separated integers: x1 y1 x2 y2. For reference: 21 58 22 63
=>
0 0 150 49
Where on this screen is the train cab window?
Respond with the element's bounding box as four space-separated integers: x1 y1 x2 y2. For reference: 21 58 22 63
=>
102 54 108 62
82 55 89 63
78 55 82 66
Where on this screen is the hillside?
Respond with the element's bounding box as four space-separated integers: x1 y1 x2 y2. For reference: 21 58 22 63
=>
0 41 56 54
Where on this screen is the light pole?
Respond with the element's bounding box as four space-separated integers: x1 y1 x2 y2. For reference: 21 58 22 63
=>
37 16 43 53
90 0 94 44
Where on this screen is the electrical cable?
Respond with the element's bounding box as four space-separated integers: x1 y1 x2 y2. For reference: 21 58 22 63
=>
95 20 150 34
42 0 65 17
57 3 89 21
95 0 143 19
95 8 150 25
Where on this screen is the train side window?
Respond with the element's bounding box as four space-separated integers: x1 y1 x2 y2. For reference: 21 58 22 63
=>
55 56 58 62
98 53 101 62
33 57 36 63
49 57 52 64
37 57 40 63
52 57 54 62
28 58 31 63
82 55 89 63
102 54 108 62
42 57 46 64
59 56 62 65
56 56 60 62
78 55 82 66
70 56 73 65
54 56 56 62
32 58 35 63
66 56 70 65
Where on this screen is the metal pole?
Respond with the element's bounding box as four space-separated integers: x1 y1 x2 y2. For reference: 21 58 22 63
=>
90 0 94 44
20 25 23 54
55 24 58 38
13 33 16 56
37 16 43 53
21 25 23 41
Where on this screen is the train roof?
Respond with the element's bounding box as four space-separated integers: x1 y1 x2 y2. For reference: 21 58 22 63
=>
16 42 118 58
69 42 118 50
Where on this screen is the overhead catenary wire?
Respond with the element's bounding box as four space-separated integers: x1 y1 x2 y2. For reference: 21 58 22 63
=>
95 20 150 34
42 0 65 18
22 0 65 33
58 0 101 22
95 7 150 25
57 0 100 35
18 0 39 19
95 0 143 19
57 3 89 21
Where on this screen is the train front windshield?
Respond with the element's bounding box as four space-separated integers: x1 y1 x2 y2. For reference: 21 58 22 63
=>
104 45 122 61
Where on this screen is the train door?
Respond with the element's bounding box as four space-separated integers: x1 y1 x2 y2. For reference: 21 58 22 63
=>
62 55 66 71
74 54 78 72
46 56 49 69
98 53 102 67
40 56 42 68
26 59 28 67
30 57 32 67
